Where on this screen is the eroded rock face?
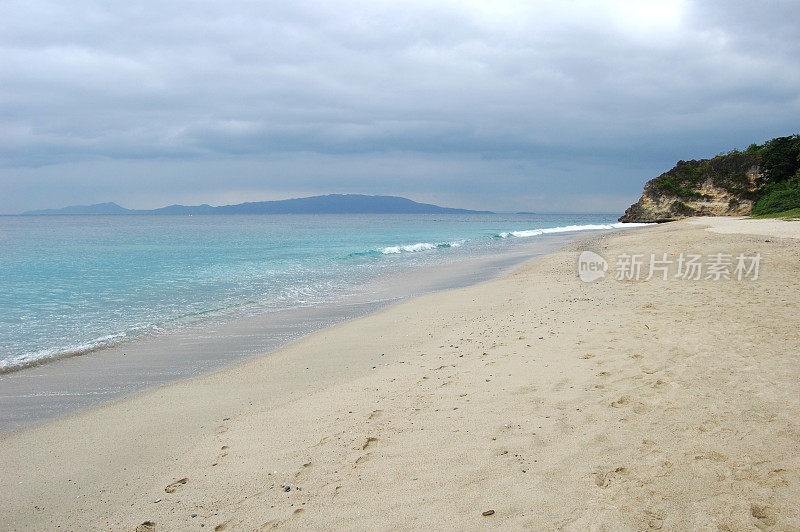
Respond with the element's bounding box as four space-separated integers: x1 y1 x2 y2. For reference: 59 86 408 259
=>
619 162 761 223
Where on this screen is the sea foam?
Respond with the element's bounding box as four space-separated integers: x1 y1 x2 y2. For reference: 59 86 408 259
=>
380 241 463 254
497 222 651 239
0 331 130 373
2 215 647 373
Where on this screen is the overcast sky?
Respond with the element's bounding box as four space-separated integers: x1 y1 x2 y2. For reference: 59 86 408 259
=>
1 0 799 214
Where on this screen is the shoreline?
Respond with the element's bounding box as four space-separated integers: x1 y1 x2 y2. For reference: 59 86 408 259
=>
0 230 589 434
0 215 645 377
2 218 798 529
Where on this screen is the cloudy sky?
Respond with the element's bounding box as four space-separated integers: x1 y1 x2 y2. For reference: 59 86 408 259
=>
1 0 799 214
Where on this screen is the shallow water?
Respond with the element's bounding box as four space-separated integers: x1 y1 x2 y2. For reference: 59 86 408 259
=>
0 213 646 432
0 213 635 371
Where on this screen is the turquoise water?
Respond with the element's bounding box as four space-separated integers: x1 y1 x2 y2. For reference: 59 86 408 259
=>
0 213 636 371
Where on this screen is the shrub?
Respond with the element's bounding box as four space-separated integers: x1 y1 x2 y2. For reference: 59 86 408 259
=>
649 153 761 200
752 178 800 215
641 133 799 215
651 160 705 199
757 134 800 185
672 201 697 216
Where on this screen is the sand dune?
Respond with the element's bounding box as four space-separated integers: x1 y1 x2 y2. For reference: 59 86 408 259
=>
2 218 799 530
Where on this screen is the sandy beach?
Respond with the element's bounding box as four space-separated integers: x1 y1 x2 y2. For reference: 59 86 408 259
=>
2 218 799 530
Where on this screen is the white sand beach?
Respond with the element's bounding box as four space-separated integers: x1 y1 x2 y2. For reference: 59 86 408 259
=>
2 218 799 530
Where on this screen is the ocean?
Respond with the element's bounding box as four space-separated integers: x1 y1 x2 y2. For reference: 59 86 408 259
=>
0 213 639 373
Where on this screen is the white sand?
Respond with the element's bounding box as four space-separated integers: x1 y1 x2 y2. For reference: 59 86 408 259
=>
688 215 800 239
2 218 799 530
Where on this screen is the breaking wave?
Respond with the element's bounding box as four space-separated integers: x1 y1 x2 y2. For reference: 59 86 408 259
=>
0 331 132 374
380 240 464 254
496 222 651 239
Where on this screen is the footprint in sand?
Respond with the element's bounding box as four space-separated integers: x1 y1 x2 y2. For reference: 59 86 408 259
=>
353 454 371 467
350 437 380 467
766 468 790 488
645 508 665 530
135 521 156 531
610 396 630 408
213 446 229 464
164 478 188 493
293 461 313 480
751 504 776 528
361 437 379 450
652 379 668 389
261 507 305 530
693 451 728 462
513 384 537 395
592 466 628 488
551 378 570 392
592 472 609 488
312 436 330 448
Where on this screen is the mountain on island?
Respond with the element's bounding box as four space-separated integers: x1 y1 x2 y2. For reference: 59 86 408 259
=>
26 202 132 215
23 194 493 215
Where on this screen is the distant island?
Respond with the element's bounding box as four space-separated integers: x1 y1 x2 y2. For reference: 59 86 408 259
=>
620 133 800 222
22 194 494 216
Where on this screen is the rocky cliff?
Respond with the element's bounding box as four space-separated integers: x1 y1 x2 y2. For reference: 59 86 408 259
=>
619 153 762 223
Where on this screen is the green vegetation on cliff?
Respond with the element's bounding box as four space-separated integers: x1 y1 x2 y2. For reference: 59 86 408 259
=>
621 133 800 222
752 134 800 185
748 134 800 216
650 152 761 200
751 177 800 216
750 208 800 219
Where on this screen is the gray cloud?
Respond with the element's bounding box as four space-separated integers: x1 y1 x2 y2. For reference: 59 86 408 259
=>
1 0 799 213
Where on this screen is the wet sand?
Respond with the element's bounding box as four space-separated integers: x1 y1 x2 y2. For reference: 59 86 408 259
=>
1 218 799 530
0 233 575 433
